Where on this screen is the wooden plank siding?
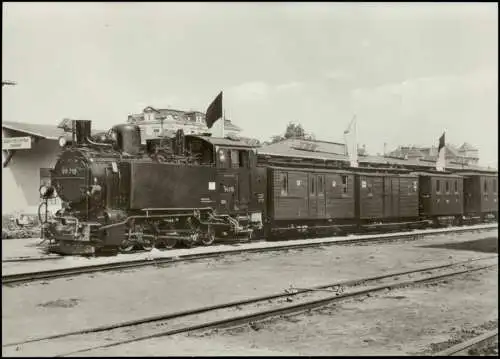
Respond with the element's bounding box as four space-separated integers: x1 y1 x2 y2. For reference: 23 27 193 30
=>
398 176 419 218
464 174 498 214
268 167 355 221
357 174 419 220
418 174 464 216
479 175 498 213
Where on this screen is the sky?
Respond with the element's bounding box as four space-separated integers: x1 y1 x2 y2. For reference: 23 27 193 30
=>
2 2 498 167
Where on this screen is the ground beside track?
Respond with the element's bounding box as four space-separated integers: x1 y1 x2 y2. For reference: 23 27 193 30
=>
2 225 496 276
2 230 497 348
73 267 498 356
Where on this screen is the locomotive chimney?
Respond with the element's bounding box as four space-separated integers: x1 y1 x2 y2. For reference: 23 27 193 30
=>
74 120 92 145
175 129 185 156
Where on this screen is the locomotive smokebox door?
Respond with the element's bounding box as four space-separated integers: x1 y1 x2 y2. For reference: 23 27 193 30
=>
217 174 239 213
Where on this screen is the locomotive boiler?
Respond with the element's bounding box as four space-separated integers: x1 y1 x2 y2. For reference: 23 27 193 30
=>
40 120 266 255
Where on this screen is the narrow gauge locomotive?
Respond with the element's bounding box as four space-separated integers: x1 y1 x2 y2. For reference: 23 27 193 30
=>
40 120 498 255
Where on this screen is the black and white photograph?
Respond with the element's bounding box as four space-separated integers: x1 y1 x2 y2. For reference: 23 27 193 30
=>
2 2 498 356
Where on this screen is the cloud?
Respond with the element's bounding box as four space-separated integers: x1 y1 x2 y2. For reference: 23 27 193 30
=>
229 80 304 102
275 81 303 92
324 70 352 81
350 68 496 106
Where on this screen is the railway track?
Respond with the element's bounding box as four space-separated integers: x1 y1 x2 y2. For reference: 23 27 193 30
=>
434 328 498 356
2 256 63 263
3 256 497 357
2 224 497 286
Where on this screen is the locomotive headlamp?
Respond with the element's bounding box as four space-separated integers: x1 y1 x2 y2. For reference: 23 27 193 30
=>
58 136 67 147
39 185 55 199
39 185 48 196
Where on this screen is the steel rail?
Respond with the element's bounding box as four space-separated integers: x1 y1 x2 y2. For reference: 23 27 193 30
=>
2 256 64 263
54 261 497 357
2 224 496 285
434 328 498 356
3 256 496 355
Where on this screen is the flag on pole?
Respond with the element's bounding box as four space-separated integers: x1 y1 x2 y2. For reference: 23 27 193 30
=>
344 115 358 168
436 132 446 171
209 111 226 138
205 91 223 129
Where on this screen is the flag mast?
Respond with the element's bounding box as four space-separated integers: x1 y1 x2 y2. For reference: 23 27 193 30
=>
436 131 446 172
343 114 358 168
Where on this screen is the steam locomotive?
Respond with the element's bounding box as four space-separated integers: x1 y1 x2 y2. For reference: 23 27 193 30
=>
40 120 266 255
39 120 498 255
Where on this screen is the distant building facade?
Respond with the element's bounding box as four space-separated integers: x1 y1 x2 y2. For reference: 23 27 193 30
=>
388 143 480 166
127 106 242 143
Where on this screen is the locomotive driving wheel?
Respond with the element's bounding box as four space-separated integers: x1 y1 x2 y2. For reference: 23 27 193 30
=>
200 226 216 246
120 227 137 253
162 237 177 249
183 231 199 248
141 237 154 251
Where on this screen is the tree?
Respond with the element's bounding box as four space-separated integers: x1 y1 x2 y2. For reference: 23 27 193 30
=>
268 122 315 144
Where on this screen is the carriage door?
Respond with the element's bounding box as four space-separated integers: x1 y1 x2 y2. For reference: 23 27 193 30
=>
308 174 325 218
383 177 400 218
308 174 317 217
383 177 399 218
317 175 326 217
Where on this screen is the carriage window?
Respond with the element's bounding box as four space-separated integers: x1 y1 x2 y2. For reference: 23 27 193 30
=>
280 173 288 196
484 180 488 193
318 175 324 195
310 176 316 195
445 181 450 194
436 180 441 193
367 182 373 194
454 180 458 193
342 175 348 194
494 179 498 193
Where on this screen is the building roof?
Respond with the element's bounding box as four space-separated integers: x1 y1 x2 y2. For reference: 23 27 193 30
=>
3 121 65 139
459 142 478 151
258 138 496 173
2 121 103 140
190 135 258 149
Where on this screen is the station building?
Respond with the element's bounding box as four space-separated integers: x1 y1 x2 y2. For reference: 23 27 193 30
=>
127 106 242 142
2 121 66 215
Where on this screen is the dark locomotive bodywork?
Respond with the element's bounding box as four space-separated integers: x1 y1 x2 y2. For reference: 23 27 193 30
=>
42 121 266 254
40 119 498 255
